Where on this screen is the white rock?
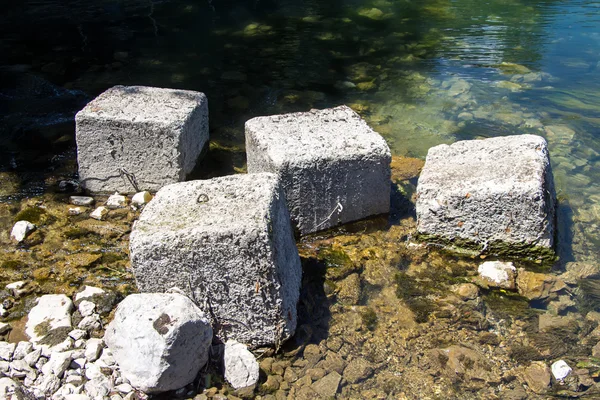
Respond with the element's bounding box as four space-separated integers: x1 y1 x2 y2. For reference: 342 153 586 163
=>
26 294 73 342
85 363 104 380
74 339 86 349
70 357 86 370
75 286 106 303
223 340 260 389
36 373 61 396
10 220 36 242
551 360 572 381
84 339 104 362
131 191 152 207
53 383 78 398
5 281 27 297
106 192 128 209
115 383 133 393
0 322 11 335
111 394 124 400
78 300 96 317
68 207 83 216
65 394 90 400
0 306 8 318
0 377 18 395
49 337 74 353
477 261 517 289
104 293 213 393
84 376 110 398
9 359 34 378
0 360 9 374
48 351 73 378
90 206 109 221
24 348 41 367
13 341 33 360
69 329 88 341
65 375 85 386
0 342 16 361
78 314 102 331
70 196 95 206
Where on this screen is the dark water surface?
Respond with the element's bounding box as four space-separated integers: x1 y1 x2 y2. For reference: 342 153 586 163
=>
1 0 600 395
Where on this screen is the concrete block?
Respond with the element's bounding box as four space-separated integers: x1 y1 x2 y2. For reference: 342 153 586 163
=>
129 173 302 348
245 105 391 235
75 85 208 194
416 135 556 257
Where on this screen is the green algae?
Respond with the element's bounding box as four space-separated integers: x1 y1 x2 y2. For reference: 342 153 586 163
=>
360 307 378 331
14 207 47 224
414 233 557 266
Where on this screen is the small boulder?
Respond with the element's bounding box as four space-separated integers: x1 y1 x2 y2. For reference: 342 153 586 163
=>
517 269 566 300
131 191 152 207
477 261 516 289
10 221 36 243
70 196 94 206
224 340 260 389
90 206 109 221
106 193 128 209
522 361 551 394
26 294 73 342
104 293 213 393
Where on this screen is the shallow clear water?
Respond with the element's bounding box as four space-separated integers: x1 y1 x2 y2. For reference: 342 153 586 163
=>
2 0 600 392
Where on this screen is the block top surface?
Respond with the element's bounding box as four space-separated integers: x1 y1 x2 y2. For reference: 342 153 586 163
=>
245 105 390 165
132 173 280 236
76 85 206 126
418 134 550 194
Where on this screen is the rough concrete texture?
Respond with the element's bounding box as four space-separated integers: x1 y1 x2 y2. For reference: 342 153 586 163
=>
130 173 302 348
75 85 208 194
104 293 213 393
416 135 556 251
245 105 391 235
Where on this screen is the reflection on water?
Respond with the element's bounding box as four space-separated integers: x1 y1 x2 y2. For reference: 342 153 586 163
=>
1 0 600 396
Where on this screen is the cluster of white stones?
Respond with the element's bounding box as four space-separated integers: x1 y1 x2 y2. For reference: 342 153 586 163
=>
0 287 144 400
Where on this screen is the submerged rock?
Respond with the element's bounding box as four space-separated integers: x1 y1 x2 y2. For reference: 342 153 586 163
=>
476 261 516 289
104 293 213 393
517 269 566 300
522 361 551 394
10 221 36 243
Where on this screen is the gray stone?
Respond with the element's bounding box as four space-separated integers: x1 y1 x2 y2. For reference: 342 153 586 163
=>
74 286 106 303
78 314 102 331
311 371 341 397
78 300 95 317
0 377 18 396
70 196 94 206
75 85 209 193
104 293 213 393
0 342 16 361
26 294 73 342
224 340 260 389
245 105 391 235
130 173 302 347
36 373 61 396
24 349 41 367
416 135 556 254
13 341 33 360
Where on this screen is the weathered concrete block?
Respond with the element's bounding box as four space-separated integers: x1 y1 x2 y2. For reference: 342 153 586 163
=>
130 173 302 348
245 105 391 235
416 134 556 259
76 85 208 194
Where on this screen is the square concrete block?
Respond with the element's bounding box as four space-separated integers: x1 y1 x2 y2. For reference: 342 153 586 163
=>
76 85 208 193
416 134 556 256
129 173 302 348
245 105 391 235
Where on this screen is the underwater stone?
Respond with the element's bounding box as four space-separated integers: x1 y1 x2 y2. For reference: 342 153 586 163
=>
477 261 516 289
89 207 108 221
75 85 209 194
416 135 556 258
10 221 36 243
105 193 127 209
104 293 213 393
245 105 391 235
129 173 302 348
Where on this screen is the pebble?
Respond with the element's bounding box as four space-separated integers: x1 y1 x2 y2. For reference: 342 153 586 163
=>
85 339 104 362
75 286 106 303
70 196 95 206
106 193 128 209
551 360 572 381
90 206 109 221
10 220 36 242
78 300 95 317
0 322 11 335
131 191 152 207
